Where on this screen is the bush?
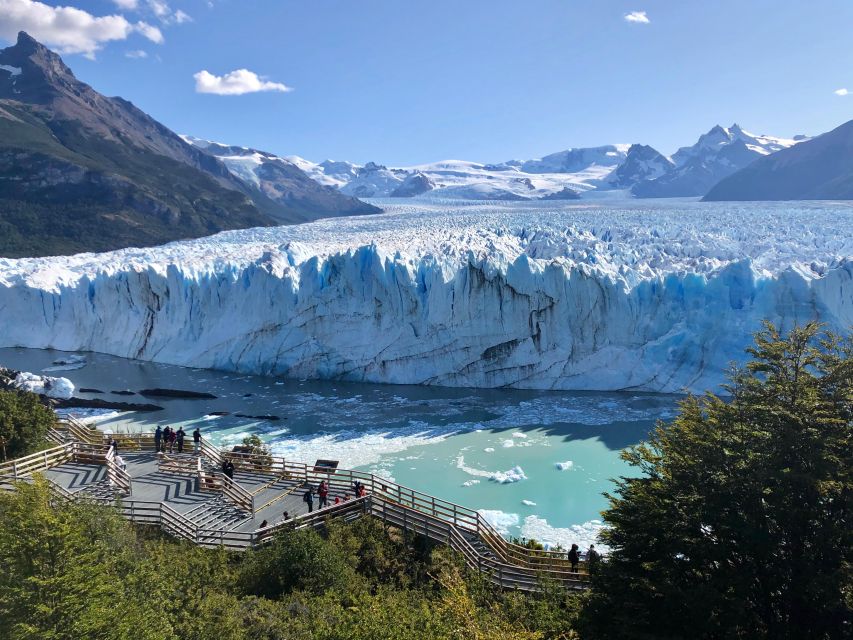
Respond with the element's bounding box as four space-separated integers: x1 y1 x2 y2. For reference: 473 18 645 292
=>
0 388 55 459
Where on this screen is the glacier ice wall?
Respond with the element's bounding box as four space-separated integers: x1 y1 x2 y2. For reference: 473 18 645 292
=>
1 201 851 393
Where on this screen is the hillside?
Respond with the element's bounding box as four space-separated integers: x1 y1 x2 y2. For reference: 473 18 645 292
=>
0 32 375 258
704 119 853 201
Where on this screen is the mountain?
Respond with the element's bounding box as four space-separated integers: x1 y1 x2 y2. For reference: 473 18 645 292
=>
0 32 375 258
703 119 853 201
632 124 803 198
513 145 631 174
604 144 673 189
180 137 379 217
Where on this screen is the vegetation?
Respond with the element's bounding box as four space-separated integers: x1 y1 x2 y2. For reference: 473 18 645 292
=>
582 323 852 639
0 388 55 459
0 479 583 639
0 323 848 639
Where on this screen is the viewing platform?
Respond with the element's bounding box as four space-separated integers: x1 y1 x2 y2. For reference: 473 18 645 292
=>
0 419 591 591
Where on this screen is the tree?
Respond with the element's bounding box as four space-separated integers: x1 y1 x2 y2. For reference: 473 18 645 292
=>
583 323 852 639
0 389 55 459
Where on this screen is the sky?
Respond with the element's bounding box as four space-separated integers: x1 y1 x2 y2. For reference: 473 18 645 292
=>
1 0 852 165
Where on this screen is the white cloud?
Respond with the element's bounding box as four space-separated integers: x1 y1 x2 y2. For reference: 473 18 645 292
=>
113 0 138 9
0 0 162 57
173 9 191 24
125 49 147 58
624 11 650 24
194 68 292 95
148 0 169 17
134 20 163 44
834 88 849 96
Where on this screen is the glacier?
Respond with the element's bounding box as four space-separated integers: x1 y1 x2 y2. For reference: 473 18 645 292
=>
0 199 851 394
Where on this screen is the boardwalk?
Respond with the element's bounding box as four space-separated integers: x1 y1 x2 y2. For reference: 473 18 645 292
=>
0 421 591 591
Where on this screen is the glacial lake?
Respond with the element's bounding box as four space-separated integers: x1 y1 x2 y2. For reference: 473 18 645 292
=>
0 347 680 549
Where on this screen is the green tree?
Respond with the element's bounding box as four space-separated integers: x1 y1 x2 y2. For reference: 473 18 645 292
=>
583 323 852 640
0 476 174 640
0 388 55 459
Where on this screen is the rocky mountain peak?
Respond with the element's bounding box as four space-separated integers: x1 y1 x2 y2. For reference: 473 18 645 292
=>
0 31 77 93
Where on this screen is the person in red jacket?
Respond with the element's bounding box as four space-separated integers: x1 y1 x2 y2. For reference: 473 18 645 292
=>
318 480 329 508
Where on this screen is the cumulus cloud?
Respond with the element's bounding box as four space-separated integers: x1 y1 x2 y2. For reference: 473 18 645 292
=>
113 0 138 8
624 10 650 24
173 9 191 23
0 0 163 57
194 68 292 95
835 88 849 96
148 0 169 17
125 48 147 58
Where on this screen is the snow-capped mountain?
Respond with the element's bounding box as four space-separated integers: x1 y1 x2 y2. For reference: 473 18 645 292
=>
632 124 805 198
180 137 379 217
186 124 803 204
605 144 674 189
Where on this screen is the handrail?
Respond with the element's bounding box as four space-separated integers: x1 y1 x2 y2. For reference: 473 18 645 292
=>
104 447 132 496
220 473 255 514
0 442 75 478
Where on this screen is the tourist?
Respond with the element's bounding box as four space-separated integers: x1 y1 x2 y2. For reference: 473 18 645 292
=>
221 458 228 474
224 460 235 480
282 511 290 521
193 427 201 453
587 544 600 575
109 437 118 454
168 428 177 454
568 544 580 573
302 486 314 513
318 480 329 508
115 454 127 471
176 427 185 453
259 519 268 529
334 496 340 505
154 425 162 453
163 426 172 452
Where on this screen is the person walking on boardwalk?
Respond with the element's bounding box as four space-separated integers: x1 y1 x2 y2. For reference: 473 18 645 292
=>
586 544 600 575
224 460 235 480
163 426 172 452
176 427 185 453
109 437 118 454
193 427 201 454
568 544 580 573
154 425 162 453
318 480 329 509
303 485 315 513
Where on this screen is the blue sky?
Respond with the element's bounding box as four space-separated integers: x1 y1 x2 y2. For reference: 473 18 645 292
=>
2 0 852 165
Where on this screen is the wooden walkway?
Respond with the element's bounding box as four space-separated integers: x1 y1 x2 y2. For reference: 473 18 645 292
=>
0 420 591 591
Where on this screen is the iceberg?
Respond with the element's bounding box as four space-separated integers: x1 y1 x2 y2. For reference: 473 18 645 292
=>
0 201 850 393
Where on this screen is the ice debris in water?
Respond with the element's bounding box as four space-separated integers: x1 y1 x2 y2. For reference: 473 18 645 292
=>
555 460 574 471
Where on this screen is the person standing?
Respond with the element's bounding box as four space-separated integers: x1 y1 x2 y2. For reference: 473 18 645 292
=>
568 544 580 573
302 486 314 513
224 460 235 480
193 427 201 454
154 425 162 453
168 428 177 454
586 544 600 576
176 427 185 453
163 426 172 453
109 437 118 455
318 480 329 509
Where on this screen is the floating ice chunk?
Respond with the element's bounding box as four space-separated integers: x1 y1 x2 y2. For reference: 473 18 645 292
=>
521 515 607 553
501 439 515 448
14 371 75 399
484 447 495 453
511 432 527 438
456 456 527 484
477 509 519 535
462 479 481 487
555 460 574 470
522 499 537 506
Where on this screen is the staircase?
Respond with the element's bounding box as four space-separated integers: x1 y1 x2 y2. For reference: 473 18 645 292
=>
186 495 252 534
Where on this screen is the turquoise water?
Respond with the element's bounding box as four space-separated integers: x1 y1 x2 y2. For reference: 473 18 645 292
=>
0 347 678 548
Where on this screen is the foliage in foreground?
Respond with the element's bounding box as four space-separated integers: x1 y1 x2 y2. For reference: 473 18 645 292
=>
582 323 852 640
0 388 55 459
0 478 583 640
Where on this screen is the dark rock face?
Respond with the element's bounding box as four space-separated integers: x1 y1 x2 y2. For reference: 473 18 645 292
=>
390 172 435 197
539 187 581 200
234 413 281 421
606 144 673 189
704 119 853 201
55 397 163 412
138 388 217 399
